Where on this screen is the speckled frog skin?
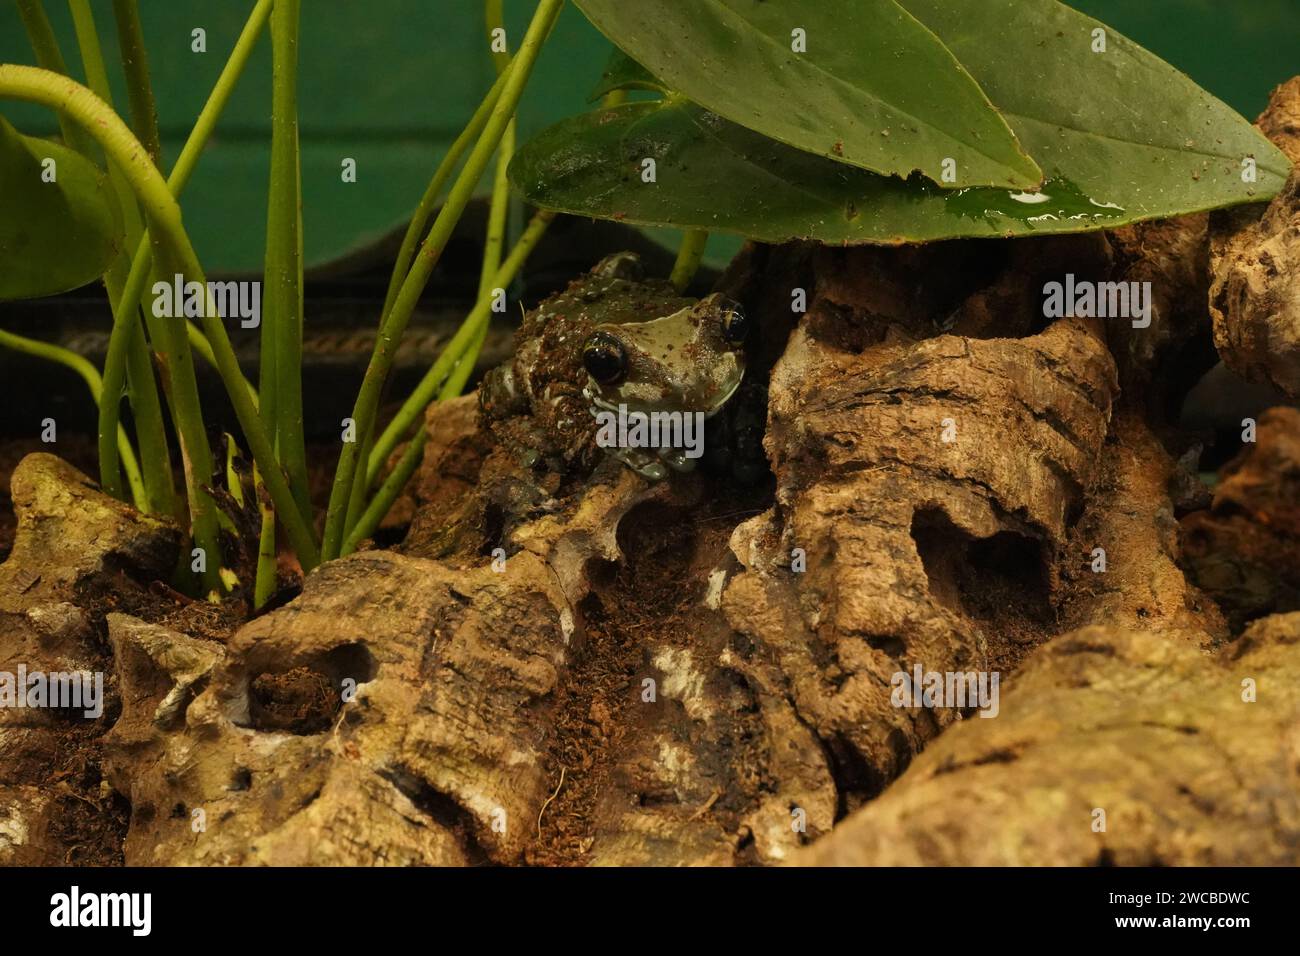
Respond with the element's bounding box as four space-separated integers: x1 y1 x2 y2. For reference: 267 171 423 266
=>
480 252 748 478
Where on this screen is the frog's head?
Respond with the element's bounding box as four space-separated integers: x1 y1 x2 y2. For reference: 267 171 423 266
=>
581 293 748 417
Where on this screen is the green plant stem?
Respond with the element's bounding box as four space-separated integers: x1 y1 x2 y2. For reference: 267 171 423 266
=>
93 0 268 519
66 0 177 516
0 64 318 579
479 119 515 295
670 229 708 292
120 307 177 513
0 329 146 508
253 465 278 609
101 0 270 446
479 0 516 300
15 0 137 499
262 0 311 526
343 422 427 556
486 0 510 73
340 0 521 549
13 0 94 155
344 270 504 558
365 210 554 488
320 0 565 563
345 51 512 540
68 0 145 247
111 0 163 169
378 68 510 324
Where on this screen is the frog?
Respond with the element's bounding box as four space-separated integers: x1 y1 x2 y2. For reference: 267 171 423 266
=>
480 252 750 481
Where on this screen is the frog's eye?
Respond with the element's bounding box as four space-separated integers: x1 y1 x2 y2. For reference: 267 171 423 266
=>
720 300 749 344
583 331 628 386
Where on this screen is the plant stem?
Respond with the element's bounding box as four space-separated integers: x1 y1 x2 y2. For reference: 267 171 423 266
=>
478 0 516 296
343 423 427 555
262 0 311 526
365 210 554 487
0 329 146 509
320 0 565 563
339 0 521 550
378 68 510 325
111 0 163 169
120 312 178 513
479 120 515 293
109 11 182 511
670 229 708 292
0 64 318 576
253 465 278 609
93 0 268 522
345 70 513 538
101 0 271 458
13 0 94 155
485 0 511 73
66 0 177 516
68 0 145 245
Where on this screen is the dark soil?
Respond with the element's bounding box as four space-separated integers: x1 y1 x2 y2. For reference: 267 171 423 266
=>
249 666 341 734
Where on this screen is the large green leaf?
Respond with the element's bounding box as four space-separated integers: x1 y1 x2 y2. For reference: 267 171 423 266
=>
572 0 1042 190
897 0 1291 206
515 0 1291 245
0 116 117 300
510 95 1286 245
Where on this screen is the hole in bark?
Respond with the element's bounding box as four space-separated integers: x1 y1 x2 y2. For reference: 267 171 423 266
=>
244 642 377 734
245 642 373 735
249 666 339 734
910 507 1054 635
867 634 907 658
316 642 378 687
480 502 506 557
825 732 887 804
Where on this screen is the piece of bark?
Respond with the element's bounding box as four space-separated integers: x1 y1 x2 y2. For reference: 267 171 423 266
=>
104 550 573 865
798 613 1300 866
1106 214 1214 406
0 454 181 866
0 454 180 608
104 460 826 866
721 308 1119 802
1209 78 1300 396
1257 77 1300 167
385 393 483 542
1181 406 1300 631
1059 411 1227 644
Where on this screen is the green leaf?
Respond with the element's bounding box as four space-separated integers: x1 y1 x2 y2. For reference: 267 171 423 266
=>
589 49 666 102
0 115 117 300
510 96 1286 245
572 0 1043 190
897 0 1292 207
516 0 1292 245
